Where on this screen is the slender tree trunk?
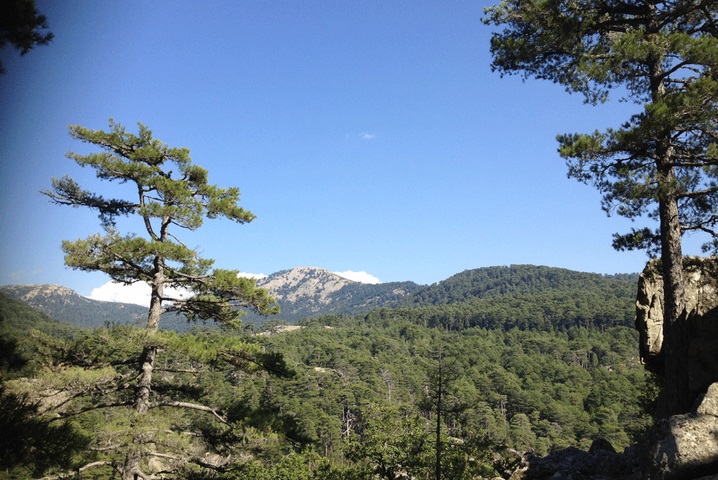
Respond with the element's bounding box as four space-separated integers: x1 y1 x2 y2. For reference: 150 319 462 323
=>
146 258 165 332
136 259 164 421
435 361 442 480
123 258 165 479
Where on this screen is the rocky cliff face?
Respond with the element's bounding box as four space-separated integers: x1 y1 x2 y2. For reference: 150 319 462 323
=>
635 256 718 395
637 382 718 480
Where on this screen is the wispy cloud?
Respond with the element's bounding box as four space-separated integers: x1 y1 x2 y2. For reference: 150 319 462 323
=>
334 270 381 284
359 132 376 141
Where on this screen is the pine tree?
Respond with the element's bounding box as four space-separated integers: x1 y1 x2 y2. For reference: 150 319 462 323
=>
44 119 279 478
485 0 718 417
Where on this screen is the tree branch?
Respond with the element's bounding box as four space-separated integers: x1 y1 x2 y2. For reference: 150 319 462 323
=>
39 461 116 480
49 400 134 422
150 400 228 424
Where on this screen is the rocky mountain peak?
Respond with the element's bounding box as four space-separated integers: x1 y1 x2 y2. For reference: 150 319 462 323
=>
257 267 354 305
1 284 81 303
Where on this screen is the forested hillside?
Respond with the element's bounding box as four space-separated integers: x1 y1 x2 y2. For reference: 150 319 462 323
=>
410 265 637 306
0 284 147 328
1 266 638 333
369 265 638 332
259 317 653 454
0 268 655 479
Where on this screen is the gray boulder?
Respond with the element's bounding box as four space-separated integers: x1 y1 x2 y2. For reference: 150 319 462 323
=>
638 382 718 480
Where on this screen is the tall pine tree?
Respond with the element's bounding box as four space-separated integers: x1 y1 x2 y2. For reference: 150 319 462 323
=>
486 0 718 417
44 119 279 478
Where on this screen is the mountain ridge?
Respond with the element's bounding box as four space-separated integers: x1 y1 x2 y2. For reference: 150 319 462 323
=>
1 264 638 330
0 283 148 328
252 266 421 322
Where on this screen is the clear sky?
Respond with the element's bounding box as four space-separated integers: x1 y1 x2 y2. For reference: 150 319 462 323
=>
1 1 705 299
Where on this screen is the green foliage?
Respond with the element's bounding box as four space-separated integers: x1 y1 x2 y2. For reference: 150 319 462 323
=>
2 266 656 478
346 405 434 480
254 317 655 476
0 291 79 378
0 385 89 478
0 295 88 478
0 321 294 477
411 265 637 305
396 265 637 331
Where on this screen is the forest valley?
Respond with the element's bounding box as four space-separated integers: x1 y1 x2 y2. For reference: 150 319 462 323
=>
4 0 718 477
0 266 658 480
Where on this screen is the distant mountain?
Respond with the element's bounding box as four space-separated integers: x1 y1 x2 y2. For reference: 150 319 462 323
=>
0 268 421 329
409 264 638 306
1 265 639 330
362 265 640 331
0 290 78 336
0 284 215 331
252 267 421 323
0 284 148 328
259 267 354 306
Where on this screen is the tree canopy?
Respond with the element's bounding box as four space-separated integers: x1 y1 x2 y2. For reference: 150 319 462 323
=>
0 264 655 478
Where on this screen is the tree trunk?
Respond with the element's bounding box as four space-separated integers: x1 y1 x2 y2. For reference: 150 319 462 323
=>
657 193 690 417
146 259 165 332
646 4 689 417
122 259 164 478
435 359 442 480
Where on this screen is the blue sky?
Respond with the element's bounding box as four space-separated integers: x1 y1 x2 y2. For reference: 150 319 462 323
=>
0 1 702 299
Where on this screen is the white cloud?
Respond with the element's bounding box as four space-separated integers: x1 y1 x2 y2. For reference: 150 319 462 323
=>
88 281 192 307
238 272 268 280
359 132 376 141
334 271 381 284
89 281 152 306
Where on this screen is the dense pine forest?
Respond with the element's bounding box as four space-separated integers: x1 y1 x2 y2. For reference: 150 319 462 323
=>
0 266 657 479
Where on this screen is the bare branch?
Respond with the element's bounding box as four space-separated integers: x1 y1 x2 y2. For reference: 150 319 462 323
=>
49 400 134 422
39 461 116 480
150 400 228 425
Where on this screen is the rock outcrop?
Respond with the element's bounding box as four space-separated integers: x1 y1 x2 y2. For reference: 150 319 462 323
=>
637 382 718 480
635 256 718 395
